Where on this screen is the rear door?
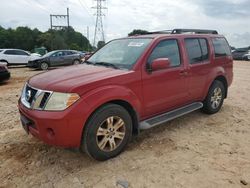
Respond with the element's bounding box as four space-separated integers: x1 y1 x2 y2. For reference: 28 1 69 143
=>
63 51 75 65
184 38 211 101
142 39 189 117
3 50 19 64
15 50 30 64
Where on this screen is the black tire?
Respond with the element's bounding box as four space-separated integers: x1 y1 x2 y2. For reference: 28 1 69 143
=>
72 59 80 65
202 80 225 114
40 62 49 70
81 104 132 161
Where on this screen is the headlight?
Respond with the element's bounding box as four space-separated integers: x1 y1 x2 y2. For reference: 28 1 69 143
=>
44 92 80 111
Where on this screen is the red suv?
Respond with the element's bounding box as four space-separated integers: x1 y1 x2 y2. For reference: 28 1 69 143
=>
18 29 233 160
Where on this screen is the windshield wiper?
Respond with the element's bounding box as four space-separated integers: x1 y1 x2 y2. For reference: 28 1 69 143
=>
94 62 119 69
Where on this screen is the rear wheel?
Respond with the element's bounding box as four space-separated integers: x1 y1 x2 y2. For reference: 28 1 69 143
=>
202 80 225 114
40 62 49 70
81 104 132 161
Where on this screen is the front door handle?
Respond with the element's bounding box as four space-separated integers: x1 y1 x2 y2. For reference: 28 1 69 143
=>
179 70 188 76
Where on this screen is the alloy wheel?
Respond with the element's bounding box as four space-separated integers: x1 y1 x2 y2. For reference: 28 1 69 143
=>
210 87 222 109
96 116 126 152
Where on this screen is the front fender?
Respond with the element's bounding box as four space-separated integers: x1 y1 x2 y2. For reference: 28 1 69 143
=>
81 85 143 120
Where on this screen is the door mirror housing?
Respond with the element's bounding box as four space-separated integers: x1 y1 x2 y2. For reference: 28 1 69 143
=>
150 58 171 72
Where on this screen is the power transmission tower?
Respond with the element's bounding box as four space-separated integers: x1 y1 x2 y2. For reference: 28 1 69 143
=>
50 8 70 30
92 0 107 47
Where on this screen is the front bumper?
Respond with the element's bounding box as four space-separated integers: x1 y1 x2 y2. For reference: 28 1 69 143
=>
27 61 39 68
0 71 10 82
18 99 89 148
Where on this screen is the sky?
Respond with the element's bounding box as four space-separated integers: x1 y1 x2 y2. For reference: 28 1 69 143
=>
0 0 249 47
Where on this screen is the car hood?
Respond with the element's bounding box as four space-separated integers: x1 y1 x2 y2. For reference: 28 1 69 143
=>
28 64 130 94
29 55 43 61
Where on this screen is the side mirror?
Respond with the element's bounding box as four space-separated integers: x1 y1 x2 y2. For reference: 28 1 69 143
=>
150 58 170 72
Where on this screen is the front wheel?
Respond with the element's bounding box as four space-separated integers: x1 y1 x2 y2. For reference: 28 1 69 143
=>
72 59 80 65
81 104 132 161
202 80 225 114
40 62 49 70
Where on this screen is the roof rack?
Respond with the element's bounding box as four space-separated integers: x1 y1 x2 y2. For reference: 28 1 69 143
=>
171 29 218 34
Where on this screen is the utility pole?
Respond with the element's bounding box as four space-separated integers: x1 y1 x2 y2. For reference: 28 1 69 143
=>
92 0 107 47
87 26 90 51
50 8 70 30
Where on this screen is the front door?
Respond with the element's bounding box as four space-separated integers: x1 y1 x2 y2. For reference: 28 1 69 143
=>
142 39 189 117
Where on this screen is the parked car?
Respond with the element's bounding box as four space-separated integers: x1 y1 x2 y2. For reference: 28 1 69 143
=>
18 29 233 161
0 63 10 82
242 53 250 61
232 48 250 60
27 50 83 70
0 49 39 66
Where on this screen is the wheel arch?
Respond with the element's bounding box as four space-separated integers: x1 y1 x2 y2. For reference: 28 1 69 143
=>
214 75 228 98
83 99 140 139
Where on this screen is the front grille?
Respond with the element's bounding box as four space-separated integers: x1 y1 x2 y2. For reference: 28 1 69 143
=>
21 83 52 110
39 92 51 109
25 85 38 104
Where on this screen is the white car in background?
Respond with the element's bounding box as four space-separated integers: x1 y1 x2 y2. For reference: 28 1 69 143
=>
243 53 250 61
0 49 41 66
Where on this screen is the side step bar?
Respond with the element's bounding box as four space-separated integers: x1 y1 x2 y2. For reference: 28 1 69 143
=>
139 102 203 130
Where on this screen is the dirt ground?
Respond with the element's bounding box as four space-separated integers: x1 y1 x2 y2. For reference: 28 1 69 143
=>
0 62 250 188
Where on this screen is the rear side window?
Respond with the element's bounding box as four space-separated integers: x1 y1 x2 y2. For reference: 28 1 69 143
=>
185 38 209 64
4 50 17 55
148 39 181 67
212 38 231 57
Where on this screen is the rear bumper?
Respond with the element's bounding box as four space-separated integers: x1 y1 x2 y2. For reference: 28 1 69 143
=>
0 71 10 82
18 99 89 148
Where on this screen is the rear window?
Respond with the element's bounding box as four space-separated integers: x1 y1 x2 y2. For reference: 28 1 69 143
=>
184 38 209 64
212 38 231 57
4 50 17 55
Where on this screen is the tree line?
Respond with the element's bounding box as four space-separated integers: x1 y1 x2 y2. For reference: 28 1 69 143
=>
0 26 92 52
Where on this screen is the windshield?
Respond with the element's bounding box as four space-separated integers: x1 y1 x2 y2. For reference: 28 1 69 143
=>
88 38 152 69
43 51 57 57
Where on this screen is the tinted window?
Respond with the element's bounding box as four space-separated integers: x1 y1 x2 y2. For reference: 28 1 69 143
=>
212 38 231 57
148 39 181 67
185 39 202 64
199 39 209 60
4 50 17 55
52 51 64 57
4 50 29 56
15 50 29 56
185 38 209 64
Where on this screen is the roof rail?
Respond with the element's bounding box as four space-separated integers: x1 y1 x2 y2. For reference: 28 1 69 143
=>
171 29 218 34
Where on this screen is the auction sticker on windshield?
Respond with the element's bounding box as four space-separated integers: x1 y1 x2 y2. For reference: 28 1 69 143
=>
128 42 144 47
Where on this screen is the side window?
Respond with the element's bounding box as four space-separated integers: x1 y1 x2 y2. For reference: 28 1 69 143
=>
4 50 16 55
16 50 29 56
212 38 231 57
185 38 209 64
148 39 181 67
185 39 202 64
199 39 209 60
